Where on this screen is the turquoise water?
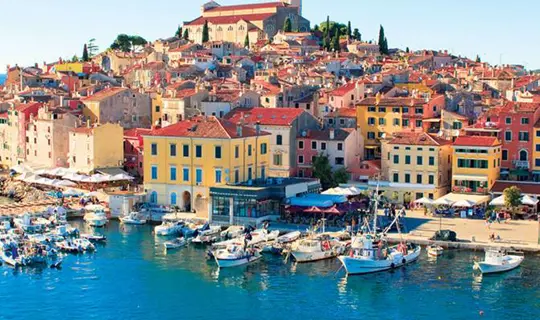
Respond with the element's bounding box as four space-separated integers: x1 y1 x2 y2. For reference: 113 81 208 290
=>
0 221 539 320
0 74 5 85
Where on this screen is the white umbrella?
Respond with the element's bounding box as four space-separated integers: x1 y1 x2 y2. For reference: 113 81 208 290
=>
85 191 101 197
434 197 455 206
521 195 538 206
452 199 475 208
33 168 49 175
112 173 134 181
348 186 363 195
85 204 105 211
54 180 77 187
11 164 33 173
322 188 338 195
489 195 505 206
414 197 434 205
15 172 35 181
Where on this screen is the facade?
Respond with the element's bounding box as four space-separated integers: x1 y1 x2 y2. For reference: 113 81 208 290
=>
328 81 365 109
451 136 501 194
68 123 124 173
380 132 452 203
143 116 271 218
4 102 42 167
124 128 152 178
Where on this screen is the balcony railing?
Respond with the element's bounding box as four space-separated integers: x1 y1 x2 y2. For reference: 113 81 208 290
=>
452 186 489 195
513 160 529 170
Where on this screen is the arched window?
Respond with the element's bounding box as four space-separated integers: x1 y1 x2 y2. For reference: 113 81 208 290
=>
217 26 223 32
228 26 234 31
276 134 283 145
150 191 158 204
170 192 177 205
239 25 245 31
519 149 528 161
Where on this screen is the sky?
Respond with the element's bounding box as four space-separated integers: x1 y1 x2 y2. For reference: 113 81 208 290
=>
1 0 539 71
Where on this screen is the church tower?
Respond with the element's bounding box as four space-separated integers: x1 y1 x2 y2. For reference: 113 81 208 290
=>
282 0 302 15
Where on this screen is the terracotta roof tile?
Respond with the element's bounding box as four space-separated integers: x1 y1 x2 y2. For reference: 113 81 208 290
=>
224 107 305 126
388 132 450 146
124 128 152 138
297 128 352 141
453 136 501 147
204 2 284 12
185 13 275 26
82 87 128 102
329 82 358 97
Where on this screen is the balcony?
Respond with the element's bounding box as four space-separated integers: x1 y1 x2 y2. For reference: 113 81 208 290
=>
513 160 529 170
452 186 489 195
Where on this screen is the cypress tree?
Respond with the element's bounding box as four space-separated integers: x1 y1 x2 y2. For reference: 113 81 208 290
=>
175 25 182 38
378 25 386 54
284 17 292 32
202 20 209 43
331 26 340 52
183 29 189 41
244 34 250 48
347 21 352 38
82 44 89 62
324 16 331 50
406 47 410 53
353 28 361 41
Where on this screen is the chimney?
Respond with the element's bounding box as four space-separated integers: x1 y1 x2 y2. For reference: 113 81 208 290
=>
329 128 335 140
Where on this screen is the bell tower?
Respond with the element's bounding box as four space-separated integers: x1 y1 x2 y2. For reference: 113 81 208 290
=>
282 0 302 15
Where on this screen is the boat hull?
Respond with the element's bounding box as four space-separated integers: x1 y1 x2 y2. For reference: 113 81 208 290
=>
85 219 108 227
339 246 421 275
215 254 262 268
475 255 524 274
291 250 337 263
120 218 146 225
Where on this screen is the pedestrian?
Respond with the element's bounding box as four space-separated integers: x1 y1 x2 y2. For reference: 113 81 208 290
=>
496 212 501 224
485 218 491 229
384 206 389 217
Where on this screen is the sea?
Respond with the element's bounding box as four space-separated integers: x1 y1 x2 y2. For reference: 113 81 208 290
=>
0 220 538 320
0 74 6 86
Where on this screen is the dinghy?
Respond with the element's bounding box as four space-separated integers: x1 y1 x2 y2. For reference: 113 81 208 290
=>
427 245 444 257
214 243 262 268
473 249 524 274
164 237 187 250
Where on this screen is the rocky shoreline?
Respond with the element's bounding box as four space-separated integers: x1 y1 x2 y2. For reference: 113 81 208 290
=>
0 177 49 202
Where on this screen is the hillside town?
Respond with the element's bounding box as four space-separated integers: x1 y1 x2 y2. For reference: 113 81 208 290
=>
0 0 539 229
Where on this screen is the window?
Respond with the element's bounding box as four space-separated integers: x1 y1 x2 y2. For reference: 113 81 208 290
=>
337 143 343 151
428 175 434 184
429 156 435 166
393 155 399 164
536 159 540 167
155 106 160 112
298 155 304 164
273 154 282 166
321 142 327 150
170 166 177 181
415 108 423 114
276 135 283 145
394 146 400 150
392 107 400 113
170 144 177 157
261 143 267 155
415 120 422 127
378 132 384 138
405 173 410 183
457 159 489 168
536 144 540 152
215 169 222 183
405 155 411 164
328 118 334 124
247 145 252 156
183 168 189 182
196 145 202 158
311 141 317 150
261 166 266 179
151 165 158 180
150 191 157 204
234 169 239 183
379 118 386 125
416 174 422 184
215 146 222 159
196 169 202 184
403 119 409 127
368 117 376 125
151 143 157 156
379 107 386 113
452 122 462 130
417 156 423 165
393 173 399 182
335 157 344 165
519 132 529 142
367 132 375 139
505 117 511 124
298 141 304 149
368 106 376 112
339 119 345 125
235 145 239 158
247 167 253 180
183 145 189 157
403 107 409 113
521 118 529 125
170 193 177 205
502 150 508 161
537 130 540 137
393 119 400 126
505 131 512 141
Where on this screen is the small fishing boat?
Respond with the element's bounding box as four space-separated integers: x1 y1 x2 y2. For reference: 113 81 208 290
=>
220 225 245 240
276 231 301 244
290 235 346 263
155 220 185 236
191 225 222 244
56 240 83 253
119 212 147 225
473 249 524 274
163 237 187 250
0 242 24 267
214 243 262 268
81 234 107 243
427 245 444 257
83 210 108 227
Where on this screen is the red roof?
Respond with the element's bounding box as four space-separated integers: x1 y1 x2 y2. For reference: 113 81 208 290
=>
389 132 450 146
124 128 152 138
453 136 501 147
185 13 275 26
224 107 305 126
82 87 128 102
326 107 357 118
147 116 269 139
329 82 358 97
204 2 284 12
72 127 94 134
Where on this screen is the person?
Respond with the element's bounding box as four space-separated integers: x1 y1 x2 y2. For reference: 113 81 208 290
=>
485 218 491 229
384 206 389 217
489 233 495 241
399 206 406 217
391 205 397 218
496 212 502 224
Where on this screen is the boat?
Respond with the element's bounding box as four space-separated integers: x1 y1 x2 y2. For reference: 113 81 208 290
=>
337 183 421 275
155 220 185 236
249 228 280 245
83 210 108 227
290 234 346 263
81 234 107 243
214 243 262 268
427 245 444 257
191 225 222 244
56 240 84 253
119 212 147 225
220 225 245 240
473 249 524 274
73 238 96 251
0 242 24 267
13 214 44 233
276 231 301 244
163 237 187 250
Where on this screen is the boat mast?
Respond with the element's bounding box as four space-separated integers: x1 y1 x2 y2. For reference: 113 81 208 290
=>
372 176 380 235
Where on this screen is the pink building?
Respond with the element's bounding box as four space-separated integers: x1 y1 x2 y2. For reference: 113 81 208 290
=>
328 81 365 109
124 128 152 178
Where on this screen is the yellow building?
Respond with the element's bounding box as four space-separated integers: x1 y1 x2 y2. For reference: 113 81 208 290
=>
151 91 163 126
533 125 540 174
381 132 452 204
68 122 124 173
54 62 84 74
451 136 501 194
143 116 270 218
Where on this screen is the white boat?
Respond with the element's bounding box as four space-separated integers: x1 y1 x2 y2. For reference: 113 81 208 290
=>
249 229 280 245
155 220 185 236
83 210 108 227
164 237 187 250
73 238 95 251
56 240 83 253
192 225 222 244
13 214 44 233
81 234 107 243
290 235 346 263
220 225 245 239
119 212 147 225
473 249 524 274
0 242 24 267
276 231 301 244
427 245 444 257
214 243 262 268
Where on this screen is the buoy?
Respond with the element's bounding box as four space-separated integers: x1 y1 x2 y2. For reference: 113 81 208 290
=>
479 311 484 316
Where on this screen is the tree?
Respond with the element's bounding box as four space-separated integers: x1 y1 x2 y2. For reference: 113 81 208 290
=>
110 34 132 52
476 54 481 63
347 21 352 38
87 38 99 58
175 25 182 38
183 28 189 41
130 35 148 52
406 46 410 53
331 26 340 52
202 20 209 43
312 24 319 32
244 34 250 48
284 17 292 32
333 168 350 185
378 25 388 55
503 186 522 219
353 28 361 41
71 55 79 63
312 155 334 190
324 16 331 50
82 44 89 62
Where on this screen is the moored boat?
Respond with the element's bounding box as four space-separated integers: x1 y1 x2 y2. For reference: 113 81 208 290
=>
119 212 147 225
83 210 108 227
81 234 107 243
427 245 444 257
276 231 301 244
155 220 185 236
163 237 187 250
214 243 262 268
290 234 346 263
220 225 245 240
473 249 524 274
191 225 222 244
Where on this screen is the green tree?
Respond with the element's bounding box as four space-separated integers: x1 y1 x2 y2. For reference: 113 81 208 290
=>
347 21 352 37
476 54 481 63
175 25 182 38
284 17 292 32
312 155 334 190
331 26 340 52
353 28 361 41
183 28 189 41
333 167 350 185
202 20 209 43
87 38 99 57
324 16 331 50
503 186 522 218
110 34 132 52
244 34 250 48
82 44 89 62
406 46 410 53
378 25 388 54
130 35 148 52
71 55 79 63
312 24 319 32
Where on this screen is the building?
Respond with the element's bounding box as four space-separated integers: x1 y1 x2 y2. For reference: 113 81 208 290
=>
183 1 309 45
143 116 271 219
124 128 152 178
224 107 320 177
68 123 124 173
451 136 501 195
81 87 152 129
324 107 357 129
380 132 452 204
4 102 42 166
25 107 78 168
328 81 365 109
295 128 361 177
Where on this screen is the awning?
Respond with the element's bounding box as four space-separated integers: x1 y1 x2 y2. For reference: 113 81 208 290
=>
96 168 129 176
510 169 529 176
452 174 488 182
435 192 490 205
364 146 379 149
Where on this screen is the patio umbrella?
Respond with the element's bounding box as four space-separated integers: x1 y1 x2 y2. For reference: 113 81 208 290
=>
452 199 475 208
347 186 363 195
15 172 35 181
323 206 341 214
112 173 134 181
521 195 539 206
11 164 33 173
321 188 338 195
304 206 323 213
434 197 455 206
54 180 77 187
489 195 505 206
414 197 434 205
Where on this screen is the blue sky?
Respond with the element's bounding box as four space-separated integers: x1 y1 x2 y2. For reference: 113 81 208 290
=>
1 0 539 71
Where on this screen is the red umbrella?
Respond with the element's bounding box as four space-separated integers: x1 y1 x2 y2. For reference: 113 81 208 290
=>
323 206 342 214
304 206 323 213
